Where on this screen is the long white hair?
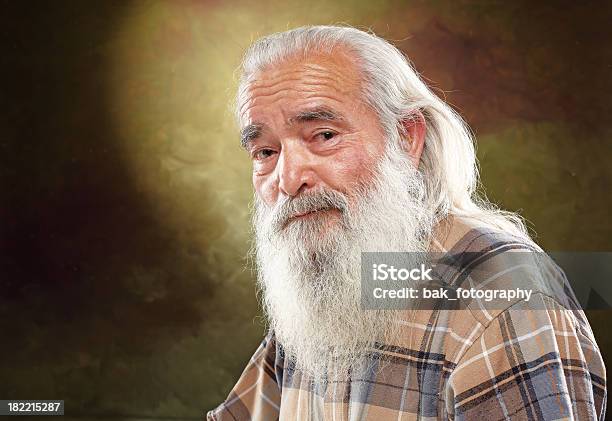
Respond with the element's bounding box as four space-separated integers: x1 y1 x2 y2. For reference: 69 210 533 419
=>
236 25 532 241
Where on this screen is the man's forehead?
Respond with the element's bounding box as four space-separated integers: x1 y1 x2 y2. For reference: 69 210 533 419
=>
239 51 362 124
242 100 344 126
249 55 359 90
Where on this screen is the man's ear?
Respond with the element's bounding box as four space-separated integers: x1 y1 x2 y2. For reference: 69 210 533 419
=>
400 110 426 168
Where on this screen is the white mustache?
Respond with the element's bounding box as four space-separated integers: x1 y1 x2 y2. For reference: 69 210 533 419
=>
269 189 350 233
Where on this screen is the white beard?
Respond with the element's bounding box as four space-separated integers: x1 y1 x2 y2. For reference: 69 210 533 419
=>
252 144 435 381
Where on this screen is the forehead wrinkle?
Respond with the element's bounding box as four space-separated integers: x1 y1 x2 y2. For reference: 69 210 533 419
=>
241 82 351 123
247 67 324 91
248 59 360 93
246 83 353 109
246 74 360 110
298 59 358 78
249 75 312 91
249 73 356 95
298 81 355 95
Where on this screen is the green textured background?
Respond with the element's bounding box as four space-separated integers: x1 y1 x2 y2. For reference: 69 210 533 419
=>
1 1 610 419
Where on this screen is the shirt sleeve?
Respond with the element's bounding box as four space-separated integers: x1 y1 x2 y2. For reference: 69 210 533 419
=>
447 293 607 420
207 331 282 421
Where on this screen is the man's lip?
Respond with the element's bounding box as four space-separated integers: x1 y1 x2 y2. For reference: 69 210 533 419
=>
291 209 322 219
280 208 337 230
288 207 336 221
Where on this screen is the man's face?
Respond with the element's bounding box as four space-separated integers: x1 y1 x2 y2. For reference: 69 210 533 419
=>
239 50 387 225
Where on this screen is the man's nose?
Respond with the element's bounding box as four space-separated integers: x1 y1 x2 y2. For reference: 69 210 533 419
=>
276 142 317 197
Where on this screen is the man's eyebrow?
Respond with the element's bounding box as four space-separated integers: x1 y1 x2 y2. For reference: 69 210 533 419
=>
239 107 345 149
289 107 345 124
240 123 263 149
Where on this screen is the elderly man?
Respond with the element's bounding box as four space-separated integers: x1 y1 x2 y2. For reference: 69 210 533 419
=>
207 26 606 420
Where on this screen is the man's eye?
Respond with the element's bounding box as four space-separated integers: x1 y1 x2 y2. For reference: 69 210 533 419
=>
317 131 336 141
253 149 275 160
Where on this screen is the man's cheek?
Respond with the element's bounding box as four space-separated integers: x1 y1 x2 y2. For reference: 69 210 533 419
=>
322 159 364 190
253 174 278 207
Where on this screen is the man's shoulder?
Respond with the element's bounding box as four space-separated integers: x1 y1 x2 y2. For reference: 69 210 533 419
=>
430 214 536 254
428 215 583 324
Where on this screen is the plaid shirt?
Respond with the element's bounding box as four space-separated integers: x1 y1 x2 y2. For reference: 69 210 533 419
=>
207 217 606 420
